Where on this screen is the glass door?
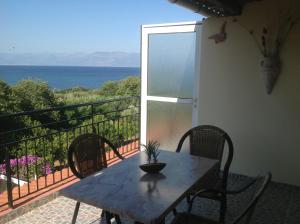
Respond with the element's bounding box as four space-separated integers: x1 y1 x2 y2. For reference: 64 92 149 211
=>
141 22 202 151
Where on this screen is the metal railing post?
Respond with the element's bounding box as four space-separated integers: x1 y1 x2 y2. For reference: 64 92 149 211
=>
91 104 96 134
5 147 13 208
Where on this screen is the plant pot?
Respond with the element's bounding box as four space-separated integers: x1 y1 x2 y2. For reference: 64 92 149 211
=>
260 57 281 94
139 163 166 174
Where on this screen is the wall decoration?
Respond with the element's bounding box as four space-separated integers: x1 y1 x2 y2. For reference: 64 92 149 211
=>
208 21 227 44
233 13 299 94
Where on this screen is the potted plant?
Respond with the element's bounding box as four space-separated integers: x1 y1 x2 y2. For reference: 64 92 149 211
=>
139 140 166 174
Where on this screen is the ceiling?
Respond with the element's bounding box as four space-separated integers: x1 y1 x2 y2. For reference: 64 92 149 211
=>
168 0 259 17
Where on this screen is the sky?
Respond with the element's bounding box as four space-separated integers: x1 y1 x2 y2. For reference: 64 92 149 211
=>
0 0 202 55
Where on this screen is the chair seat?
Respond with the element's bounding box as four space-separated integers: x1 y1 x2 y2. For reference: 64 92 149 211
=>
191 178 224 200
172 212 219 224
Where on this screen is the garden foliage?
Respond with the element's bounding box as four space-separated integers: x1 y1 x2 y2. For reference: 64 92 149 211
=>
0 76 140 180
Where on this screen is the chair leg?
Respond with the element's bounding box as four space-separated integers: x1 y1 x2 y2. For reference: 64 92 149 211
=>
114 214 121 224
219 196 227 223
159 218 165 224
172 208 177 216
186 194 191 204
105 211 112 224
72 201 80 224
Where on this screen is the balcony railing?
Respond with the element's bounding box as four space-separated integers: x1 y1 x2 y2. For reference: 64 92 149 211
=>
0 96 140 209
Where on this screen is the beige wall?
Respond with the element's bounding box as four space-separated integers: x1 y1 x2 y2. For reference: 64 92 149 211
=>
198 0 300 185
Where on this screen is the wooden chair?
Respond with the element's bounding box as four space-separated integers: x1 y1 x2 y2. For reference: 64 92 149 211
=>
68 133 124 224
172 173 272 224
176 125 234 222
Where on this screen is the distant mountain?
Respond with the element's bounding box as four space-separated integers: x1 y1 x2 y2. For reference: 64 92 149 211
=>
0 52 140 67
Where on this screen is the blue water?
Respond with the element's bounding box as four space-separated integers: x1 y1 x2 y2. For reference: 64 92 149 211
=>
0 65 140 89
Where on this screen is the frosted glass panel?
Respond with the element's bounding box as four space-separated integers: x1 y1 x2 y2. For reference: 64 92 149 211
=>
148 32 196 98
147 101 192 151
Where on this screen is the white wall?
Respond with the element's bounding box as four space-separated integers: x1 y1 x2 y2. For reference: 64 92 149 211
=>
198 0 300 185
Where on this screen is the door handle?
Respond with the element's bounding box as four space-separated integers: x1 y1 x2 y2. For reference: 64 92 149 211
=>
193 98 197 108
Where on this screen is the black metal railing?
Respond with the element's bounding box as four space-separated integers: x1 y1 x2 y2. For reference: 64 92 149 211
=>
0 96 140 208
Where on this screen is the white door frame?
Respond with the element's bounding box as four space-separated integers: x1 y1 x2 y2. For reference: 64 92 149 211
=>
140 21 202 146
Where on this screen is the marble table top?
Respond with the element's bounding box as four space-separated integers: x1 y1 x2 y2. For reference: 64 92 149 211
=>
60 150 218 224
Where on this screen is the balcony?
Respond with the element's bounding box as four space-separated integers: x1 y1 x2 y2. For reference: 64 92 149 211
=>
1 0 300 223
0 97 140 217
0 96 299 224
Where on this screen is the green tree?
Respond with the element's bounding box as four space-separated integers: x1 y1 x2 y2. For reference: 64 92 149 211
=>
0 80 12 113
11 79 61 111
0 81 24 150
11 79 68 130
98 76 140 97
0 76 141 166
117 76 140 96
97 76 140 119
98 80 119 97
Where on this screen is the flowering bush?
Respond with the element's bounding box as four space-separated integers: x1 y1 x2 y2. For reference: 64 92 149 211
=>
0 155 52 181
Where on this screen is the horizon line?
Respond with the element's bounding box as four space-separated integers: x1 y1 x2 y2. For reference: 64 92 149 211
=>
0 64 140 68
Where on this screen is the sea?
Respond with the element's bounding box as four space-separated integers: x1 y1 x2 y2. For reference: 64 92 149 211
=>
0 65 140 90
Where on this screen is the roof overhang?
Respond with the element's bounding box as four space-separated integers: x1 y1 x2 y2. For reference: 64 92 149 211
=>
168 0 258 17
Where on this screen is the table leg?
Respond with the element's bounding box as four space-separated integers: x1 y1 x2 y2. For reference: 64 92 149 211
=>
105 211 112 224
72 201 80 224
114 214 121 224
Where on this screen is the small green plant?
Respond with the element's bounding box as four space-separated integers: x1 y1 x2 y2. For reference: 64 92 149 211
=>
141 140 160 164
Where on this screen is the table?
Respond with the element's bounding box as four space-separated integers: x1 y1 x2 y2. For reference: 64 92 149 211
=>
60 150 218 224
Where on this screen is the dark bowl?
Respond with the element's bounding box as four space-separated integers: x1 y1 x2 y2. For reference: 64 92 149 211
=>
139 163 166 174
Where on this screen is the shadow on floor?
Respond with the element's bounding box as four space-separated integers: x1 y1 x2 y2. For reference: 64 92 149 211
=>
188 173 300 224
